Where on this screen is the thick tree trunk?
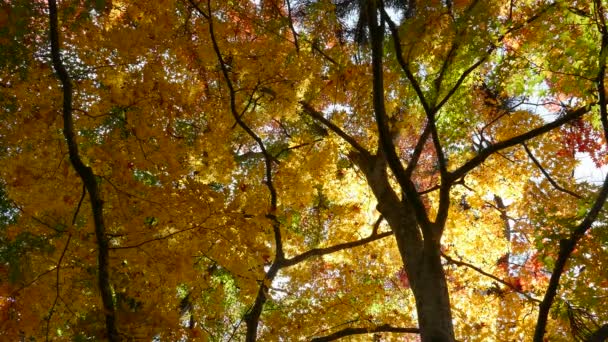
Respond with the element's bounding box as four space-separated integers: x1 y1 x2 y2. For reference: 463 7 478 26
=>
406 241 455 342
391 209 455 342
353 152 455 341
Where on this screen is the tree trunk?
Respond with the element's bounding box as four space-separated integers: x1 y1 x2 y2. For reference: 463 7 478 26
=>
354 152 455 341
406 241 455 342
392 209 455 342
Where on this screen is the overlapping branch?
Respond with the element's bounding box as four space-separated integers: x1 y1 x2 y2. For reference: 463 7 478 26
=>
367 0 432 235
300 101 369 156
188 1 285 339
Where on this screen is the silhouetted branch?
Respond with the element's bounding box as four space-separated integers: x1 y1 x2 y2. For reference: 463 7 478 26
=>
190 1 285 339
283 219 390 267
310 324 419 341
436 2 557 111
45 233 72 342
522 143 582 199
47 0 118 339
450 103 594 182
381 8 430 113
534 1 608 340
369 1 432 235
588 324 608 342
300 101 369 156
442 252 541 303
285 0 299 52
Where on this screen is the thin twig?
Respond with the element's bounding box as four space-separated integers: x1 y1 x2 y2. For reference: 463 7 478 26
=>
522 143 582 199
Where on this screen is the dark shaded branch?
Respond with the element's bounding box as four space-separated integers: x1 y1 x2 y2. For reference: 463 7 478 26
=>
433 0 481 98
10 268 57 297
493 195 511 242
381 8 430 113
435 2 557 112
522 143 582 199
189 1 284 340
404 122 431 178
46 185 84 339
450 103 594 182
300 101 369 156
273 138 324 159
109 222 212 250
310 324 419 342
310 42 340 66
283 227 391 267
534 1 608 340
72 183 86 225
285 0 299 52
47 1 118 340
368 2 432 236
442 253 540 303
45 233 72 342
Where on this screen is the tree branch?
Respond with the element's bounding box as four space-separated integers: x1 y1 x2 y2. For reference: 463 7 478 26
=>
522 143 582 199
47 1 118 339
435 2 558 112
300 101 369 156
189 1 285 340
368 1 432 234
442 252 540 303
310 324 419 342
588 324 608 342
381 9 430 114
450 103 594 182
403 122 431 178
285 0 299 52
282 221 391 267
534 1 608 340
45 233 72 342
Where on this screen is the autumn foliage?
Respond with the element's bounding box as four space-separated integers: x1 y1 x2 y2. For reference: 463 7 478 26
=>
1 0 608 341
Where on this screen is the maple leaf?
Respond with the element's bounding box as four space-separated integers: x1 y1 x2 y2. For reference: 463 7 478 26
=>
2 0 608 341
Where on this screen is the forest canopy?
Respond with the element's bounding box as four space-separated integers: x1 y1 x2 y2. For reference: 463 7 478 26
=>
1 0 608 341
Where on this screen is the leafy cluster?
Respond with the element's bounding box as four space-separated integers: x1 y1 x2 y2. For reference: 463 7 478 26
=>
0 0 607 341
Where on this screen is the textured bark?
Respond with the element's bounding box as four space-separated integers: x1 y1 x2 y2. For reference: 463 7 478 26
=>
362 0 456 339
353 152 455 342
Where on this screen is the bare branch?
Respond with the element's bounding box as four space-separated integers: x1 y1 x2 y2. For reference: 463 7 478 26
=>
72 183 86 225
45 234 72 342
381 9 430 114
436 2 558 111
450 103 594 182
283 227 391 267
310 324 419 342
189 1 285 339
285 0 299 52
109 223 211 250
47 0 118 339
522 143 582 199
404 122 431 178
300 101 370 156
589 324 608 342
442 252 541 303
369 2 432 234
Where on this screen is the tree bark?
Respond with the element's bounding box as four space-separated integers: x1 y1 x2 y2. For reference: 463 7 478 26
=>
353 152 455 342
362 0 456 339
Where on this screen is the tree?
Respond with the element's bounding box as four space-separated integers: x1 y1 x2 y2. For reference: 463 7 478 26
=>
1 0 607 341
